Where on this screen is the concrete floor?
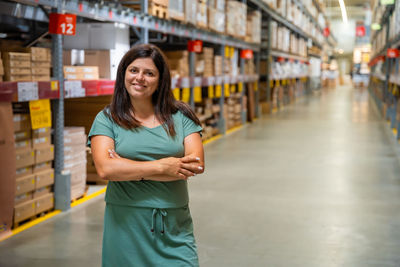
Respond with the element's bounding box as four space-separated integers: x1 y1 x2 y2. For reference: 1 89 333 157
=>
2 85 400 267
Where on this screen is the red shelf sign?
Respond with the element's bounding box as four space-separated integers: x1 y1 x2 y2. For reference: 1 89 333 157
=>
323 27 330 37
188 40 203 53
49 13 77 35
240 49 253 59
356 25 366 37
387 48 400 58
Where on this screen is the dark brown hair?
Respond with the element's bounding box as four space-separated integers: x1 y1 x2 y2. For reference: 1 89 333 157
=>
105 43 200 137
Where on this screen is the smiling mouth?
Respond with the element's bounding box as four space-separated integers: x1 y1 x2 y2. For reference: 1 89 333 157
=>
133 84 146 89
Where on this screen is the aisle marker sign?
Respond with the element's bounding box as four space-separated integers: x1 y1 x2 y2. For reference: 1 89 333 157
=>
29 99 52 130
49 13 76 35
387 48 400 58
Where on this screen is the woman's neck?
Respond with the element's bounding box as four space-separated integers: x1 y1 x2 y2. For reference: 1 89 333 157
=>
131 98 155 119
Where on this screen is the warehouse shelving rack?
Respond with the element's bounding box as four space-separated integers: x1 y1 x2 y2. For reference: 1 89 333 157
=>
369 1 400 139
0 0 334 217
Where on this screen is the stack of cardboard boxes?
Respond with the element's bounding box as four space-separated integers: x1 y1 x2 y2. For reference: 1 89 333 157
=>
0 52 3 82
246 10 261 44
214 56 223 76
226 1 247 39
195 47 214 77
64 127 87 200
30 47 51 81
197 0 208 29
164 51 189 78
224 93 242 130
2 52 31 82
120 0 169 19
208 0 225 33
13 114 54 226
63 66 99 80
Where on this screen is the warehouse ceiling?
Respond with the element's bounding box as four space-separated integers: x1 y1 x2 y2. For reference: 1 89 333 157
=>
323 0 370 21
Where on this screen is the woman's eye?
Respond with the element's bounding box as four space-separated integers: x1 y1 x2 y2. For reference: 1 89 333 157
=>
130 68 138 73
146 72 154 76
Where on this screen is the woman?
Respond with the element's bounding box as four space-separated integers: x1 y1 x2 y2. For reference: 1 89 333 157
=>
88 44 204 267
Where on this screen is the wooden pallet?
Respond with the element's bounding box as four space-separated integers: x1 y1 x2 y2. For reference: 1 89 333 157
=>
13 208 54 228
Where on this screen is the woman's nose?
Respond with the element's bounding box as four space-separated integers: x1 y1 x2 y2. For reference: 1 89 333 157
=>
136 72 145 81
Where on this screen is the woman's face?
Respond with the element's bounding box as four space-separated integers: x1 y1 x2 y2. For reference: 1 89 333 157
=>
124 57 159 101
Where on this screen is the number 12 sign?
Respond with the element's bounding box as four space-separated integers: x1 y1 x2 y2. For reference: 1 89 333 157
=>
49 13 77 35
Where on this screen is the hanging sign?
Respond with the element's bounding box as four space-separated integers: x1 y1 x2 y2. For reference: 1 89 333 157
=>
355 26 366 37
188 40 203 53
323 27 330 37
49 13 77 35
240 49 253 59
387 48 400 58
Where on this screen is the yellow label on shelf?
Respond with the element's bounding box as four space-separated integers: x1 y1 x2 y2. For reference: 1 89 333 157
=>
182 88 190 103
230 47 234 58
208 85 214 98
282 79 287 86
50 81 58 91
172 88 180 100
29 99 51 130
194 86 202 103
224 84 230 97
276 80 280 86
215 85 222 98
253 82 258 91
270 80 274 88
225 46 230 58
238 82 243 93
230 84 235 93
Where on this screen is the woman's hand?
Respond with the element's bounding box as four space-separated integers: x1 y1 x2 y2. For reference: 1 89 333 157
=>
158 156 202 180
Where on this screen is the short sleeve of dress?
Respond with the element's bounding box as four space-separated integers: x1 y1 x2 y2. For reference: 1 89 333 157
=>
87 111 115 147
182 112 202 138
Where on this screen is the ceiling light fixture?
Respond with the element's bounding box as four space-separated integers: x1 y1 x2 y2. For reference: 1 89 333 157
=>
338 0 348 23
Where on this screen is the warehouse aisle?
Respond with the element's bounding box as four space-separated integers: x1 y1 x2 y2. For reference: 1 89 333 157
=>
2 85 400 267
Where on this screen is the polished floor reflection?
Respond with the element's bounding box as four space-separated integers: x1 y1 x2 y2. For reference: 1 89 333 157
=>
1 86 400 267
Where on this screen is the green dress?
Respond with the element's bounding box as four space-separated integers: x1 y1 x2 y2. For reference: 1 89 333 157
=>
88 110 202 267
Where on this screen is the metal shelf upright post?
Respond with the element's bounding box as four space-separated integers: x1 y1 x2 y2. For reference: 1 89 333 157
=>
240 52 246 124
266 16 271 110
218 45 226 134
189 40 195 109
255 51 261 117
51 3 70 211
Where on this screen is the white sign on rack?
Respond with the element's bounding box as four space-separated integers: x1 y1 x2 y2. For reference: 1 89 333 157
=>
18 82 39 102
194 77 202 87
64 81 85 98
181 77 190 88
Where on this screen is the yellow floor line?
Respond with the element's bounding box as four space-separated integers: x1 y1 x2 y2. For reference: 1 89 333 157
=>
202 134 222 145
226 125 243 135
1 186 107 243
71 186 107 208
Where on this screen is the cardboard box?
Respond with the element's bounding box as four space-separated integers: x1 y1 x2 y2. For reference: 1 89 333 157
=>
14 192 33 206
32 75 51 81
14 139 32 151
29 47 51 62
35 168 54 189
31 67 50 76
7 75 32 81
2 52 30 62
16 166 33 178
15 174 35 195
64 144 87 158
4 60 31 68
14 130 31 142
32 127 51 139
15 149 34 169
0 59 3 75
31 61 51 68
33 186 52 199
33 161 52 174
0 102 16 240
208 8 225 33
13 114 31 132
34 145 54 164
32 136 51 149
14 199 35 224
34 193 54 214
